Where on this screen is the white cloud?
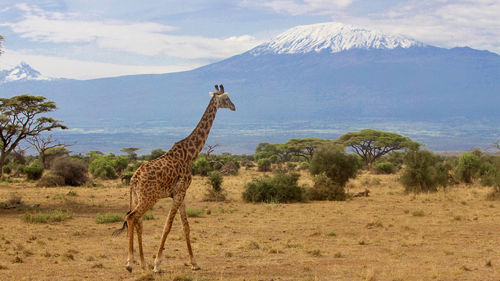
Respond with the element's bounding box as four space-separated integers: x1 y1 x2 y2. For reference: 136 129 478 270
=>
242 0 354 16
341 0 500 54
244 0 500 54
0 48 203 79
2 4 262 59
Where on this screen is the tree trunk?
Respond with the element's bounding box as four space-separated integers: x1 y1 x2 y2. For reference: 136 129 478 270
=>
39 152 47 168
0 152 7 177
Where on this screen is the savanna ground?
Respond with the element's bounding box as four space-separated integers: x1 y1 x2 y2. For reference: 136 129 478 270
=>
0 169 499 281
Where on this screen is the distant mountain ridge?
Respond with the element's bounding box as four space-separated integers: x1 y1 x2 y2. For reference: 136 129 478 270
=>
0 62 52 83
0 22 499 154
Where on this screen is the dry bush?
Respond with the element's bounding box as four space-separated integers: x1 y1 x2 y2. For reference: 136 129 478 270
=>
37 174 65 187
219 161 238 176
242 172 306 203
51 157 88 186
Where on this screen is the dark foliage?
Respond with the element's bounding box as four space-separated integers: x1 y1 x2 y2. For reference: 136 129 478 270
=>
242 172 306 203
309 145 361 187
51 157 88 186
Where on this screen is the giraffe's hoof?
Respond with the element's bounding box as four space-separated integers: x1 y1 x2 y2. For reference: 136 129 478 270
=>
191 265 201 271
153 268 164 274
125 265 133 273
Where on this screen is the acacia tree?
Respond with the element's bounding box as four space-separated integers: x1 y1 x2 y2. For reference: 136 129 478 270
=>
279 138 333 161
337 129 419 167
26 133 72 168
0 95 67 174
120 147 139 161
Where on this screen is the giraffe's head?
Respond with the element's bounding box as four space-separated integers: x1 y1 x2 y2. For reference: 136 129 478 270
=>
209 84 236 111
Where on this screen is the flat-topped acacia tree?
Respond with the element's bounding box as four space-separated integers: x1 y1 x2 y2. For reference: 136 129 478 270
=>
336 129 419 168
0 95 67 175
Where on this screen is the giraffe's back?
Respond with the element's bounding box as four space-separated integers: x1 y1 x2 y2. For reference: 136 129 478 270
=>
131 145 193 200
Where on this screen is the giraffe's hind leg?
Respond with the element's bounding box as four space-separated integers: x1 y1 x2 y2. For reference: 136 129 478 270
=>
136 219 146 270
125 201 154 273
125 212 135 272
180 201 200 270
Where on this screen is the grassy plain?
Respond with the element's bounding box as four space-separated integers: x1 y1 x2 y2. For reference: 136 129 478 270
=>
0 169 499 281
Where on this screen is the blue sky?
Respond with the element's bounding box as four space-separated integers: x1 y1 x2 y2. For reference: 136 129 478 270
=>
0 0 499 79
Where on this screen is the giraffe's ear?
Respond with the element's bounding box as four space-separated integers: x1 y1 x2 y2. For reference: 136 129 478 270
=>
209 92 215 97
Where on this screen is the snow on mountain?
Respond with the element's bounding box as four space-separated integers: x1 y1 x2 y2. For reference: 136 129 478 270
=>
0 62 52 83
250 22 425 55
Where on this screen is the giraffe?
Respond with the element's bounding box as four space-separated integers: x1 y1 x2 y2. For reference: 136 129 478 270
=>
113 84 235 273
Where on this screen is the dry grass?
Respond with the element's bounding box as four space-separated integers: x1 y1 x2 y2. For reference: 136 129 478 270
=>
0 170 499 280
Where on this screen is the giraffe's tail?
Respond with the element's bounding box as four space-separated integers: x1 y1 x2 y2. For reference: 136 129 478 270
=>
112 210 132 237
113 179 137 237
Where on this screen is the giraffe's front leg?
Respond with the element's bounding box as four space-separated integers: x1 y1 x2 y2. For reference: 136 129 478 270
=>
180 200 200 270
153 192 185 273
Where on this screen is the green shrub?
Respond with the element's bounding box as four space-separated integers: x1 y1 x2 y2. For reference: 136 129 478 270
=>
400 150 449 193
37 174 65 187
455 152 481 184
286 162 297 171
148 149 165 161
254 151 270 161
245 162 255 170
373 161 396 174
298 162 310 170
51 158 88 186
2 165 11 175
89 157 117 180
95 213 122 224
257 158 272 172
112 156 129 175
480 162 500 187
242 172 306 203
121 171 134 184
269 155 280 163
204 171 226 201
191 156 212 176
308 173 347 201
207 171 222 191
384 151 405 169
21 209 73 223
309 145 360 187
23 165 44 180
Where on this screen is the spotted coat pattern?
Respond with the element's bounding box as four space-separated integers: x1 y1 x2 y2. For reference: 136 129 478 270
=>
121 86 235 273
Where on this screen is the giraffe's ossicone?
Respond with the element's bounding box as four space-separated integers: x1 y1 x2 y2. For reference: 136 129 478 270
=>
113 84 235 273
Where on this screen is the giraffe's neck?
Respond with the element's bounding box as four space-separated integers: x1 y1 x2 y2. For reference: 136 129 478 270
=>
183 97 218 160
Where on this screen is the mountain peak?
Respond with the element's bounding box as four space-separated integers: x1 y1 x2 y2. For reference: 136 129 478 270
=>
0 62 52 83
250 22 425 55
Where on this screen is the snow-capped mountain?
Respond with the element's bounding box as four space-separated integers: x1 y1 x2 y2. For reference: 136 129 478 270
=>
0 62 51 83
251 22 425 55
1 22 500 154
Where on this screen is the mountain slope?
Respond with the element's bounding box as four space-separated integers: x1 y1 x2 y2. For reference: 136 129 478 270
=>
1 22 499 153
